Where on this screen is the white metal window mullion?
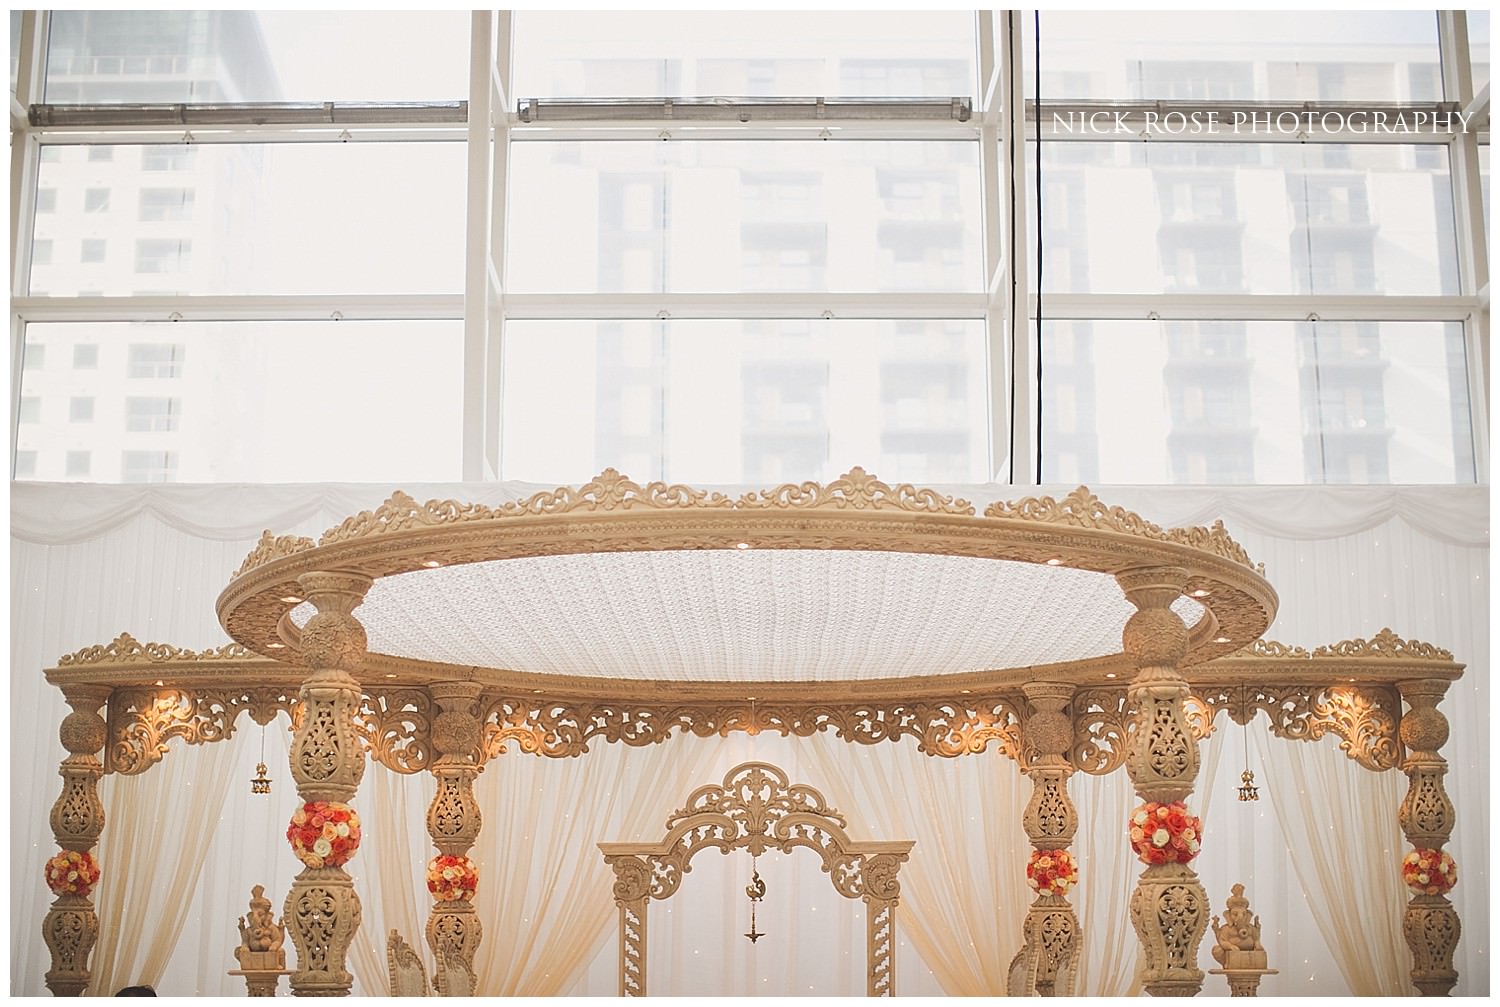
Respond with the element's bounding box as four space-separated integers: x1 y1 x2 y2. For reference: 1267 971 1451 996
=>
1439 11 1491 481
976 10 1011 483
1002 10 1036 485
463 10 496 480
486 10 514 480
11 11 49 478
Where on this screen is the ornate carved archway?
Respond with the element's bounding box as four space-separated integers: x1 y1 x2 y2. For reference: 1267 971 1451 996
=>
599 762 914 996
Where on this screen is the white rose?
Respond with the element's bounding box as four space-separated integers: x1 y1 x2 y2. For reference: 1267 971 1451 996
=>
313 838 333 857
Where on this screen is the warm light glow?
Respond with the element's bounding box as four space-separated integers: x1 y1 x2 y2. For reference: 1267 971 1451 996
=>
153 679 164 687
1045 557 1064 566
1105 672 1117 679
1191 588 1211 597
735 542 751 550
267 642 285 649
1214 636 1232 643
422 560 442 568
280 595 302 604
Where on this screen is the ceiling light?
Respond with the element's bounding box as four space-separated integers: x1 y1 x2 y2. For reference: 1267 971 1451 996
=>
280 595 302 604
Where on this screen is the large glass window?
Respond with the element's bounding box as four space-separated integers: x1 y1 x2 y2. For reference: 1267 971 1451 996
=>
17 322 464 482
508 140 982 294
503 319 988 484
10 11 1489 487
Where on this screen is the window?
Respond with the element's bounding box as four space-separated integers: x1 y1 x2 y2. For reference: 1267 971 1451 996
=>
14 450 37 477
35 188 56 212
127 343 184 378
125 396 181 432
140 146 196 172
120 450 177 483
137 188 194 221
86 145 113 161
69 397 94 422
23 344 45 369
134 238 190 273
80 239 106 263
31 238 52 266
83 187 110 213
19 397 41 424
64 450 91 478
73 344 99 368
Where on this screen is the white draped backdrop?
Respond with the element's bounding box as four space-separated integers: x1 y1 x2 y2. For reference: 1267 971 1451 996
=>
9 481 1487 996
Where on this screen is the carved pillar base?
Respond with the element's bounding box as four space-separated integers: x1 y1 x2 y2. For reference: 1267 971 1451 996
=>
1007 895 1081 996
426 902 482 992
1129 864 1208 996
285 868 362 996
229 969 292 997
1209 968 1276 997
42 896 99 996
1404 895 1460 996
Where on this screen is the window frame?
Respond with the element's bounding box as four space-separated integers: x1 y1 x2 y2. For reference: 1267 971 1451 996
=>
7 10 1489 485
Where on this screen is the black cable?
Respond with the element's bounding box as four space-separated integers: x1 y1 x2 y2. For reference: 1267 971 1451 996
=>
1033 12 1044 482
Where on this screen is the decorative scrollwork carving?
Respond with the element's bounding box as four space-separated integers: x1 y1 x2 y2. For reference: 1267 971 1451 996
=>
478 695 1024 763
737 465 973 514
985 486 1254 568
355 690 432 775
59 632 251 666
107 687 294 775
501 469 734 517
1236 638 1311 659
1071 688 1132 776
231 530 316 580
1197 684 1402 772
1312 629 1453 662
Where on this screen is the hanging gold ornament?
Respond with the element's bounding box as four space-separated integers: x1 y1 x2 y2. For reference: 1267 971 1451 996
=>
1236 687 1259 802
744 853 766 944
251 725 272 794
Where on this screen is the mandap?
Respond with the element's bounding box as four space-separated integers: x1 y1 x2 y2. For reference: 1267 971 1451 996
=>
24 469 1478 996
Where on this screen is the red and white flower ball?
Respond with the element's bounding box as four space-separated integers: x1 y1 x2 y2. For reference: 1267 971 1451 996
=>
1026 848 1079 896
1128 801 1202 865
427 855 479 902
45 849 101 897
1402 848 1457 896
287 800 362 869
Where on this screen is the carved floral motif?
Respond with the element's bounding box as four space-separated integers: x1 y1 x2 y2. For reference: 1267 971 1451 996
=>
231 531 315 580
59 631 250 665
984 487 1253 567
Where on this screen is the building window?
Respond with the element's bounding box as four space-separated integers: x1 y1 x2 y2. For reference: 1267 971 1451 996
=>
35 188 56 213
138 188 195 221
23 344 45 369
127 343 185 378
125 396 181 432
83 187 111 213
86 145 114 162
14 450 38 478
65 450 91 478
81 239 107 263
73 344 100 368
31 239 53 266
141 146 196 172
19 397 41 424
69 397 95 422
121 450 178 483
134 239 191 273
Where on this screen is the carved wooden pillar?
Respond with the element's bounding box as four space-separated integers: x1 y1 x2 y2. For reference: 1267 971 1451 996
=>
605 855 651 996
285 571 371 997
1396 678 1460 996
867 897 896 996
43 684 110 996
425 681 485 988
1008 681 1082 996
1119 567 1207 997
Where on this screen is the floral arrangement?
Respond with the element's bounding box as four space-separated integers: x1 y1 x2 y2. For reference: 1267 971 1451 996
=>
427 855 479 902
1129 801 1202 865
287 801 362 869
1402 848 1457 896
1025 848 1078 896
45 849 101 897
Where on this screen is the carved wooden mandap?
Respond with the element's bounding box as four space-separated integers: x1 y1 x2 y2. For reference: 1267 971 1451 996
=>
39 469 1465 996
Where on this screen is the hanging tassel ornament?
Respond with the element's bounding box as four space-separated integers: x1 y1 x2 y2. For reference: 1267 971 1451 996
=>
251 724 272 795
1237 688 1259 802
744 853 766 944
